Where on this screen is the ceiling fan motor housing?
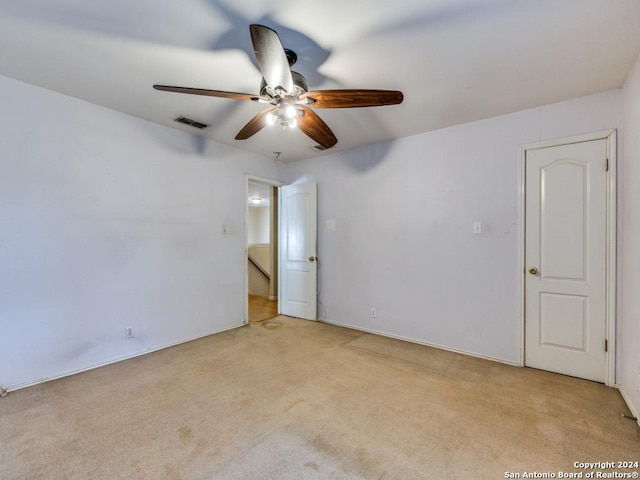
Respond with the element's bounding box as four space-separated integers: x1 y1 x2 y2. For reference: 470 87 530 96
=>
260 71 308 98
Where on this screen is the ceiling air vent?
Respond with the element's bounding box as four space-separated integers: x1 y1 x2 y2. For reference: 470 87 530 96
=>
174 116 209 129
310 145 328 152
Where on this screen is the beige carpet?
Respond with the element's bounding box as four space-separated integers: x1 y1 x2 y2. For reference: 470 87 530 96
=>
1 316 638 479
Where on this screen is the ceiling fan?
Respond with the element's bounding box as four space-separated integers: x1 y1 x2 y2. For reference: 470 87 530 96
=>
153 24 403 149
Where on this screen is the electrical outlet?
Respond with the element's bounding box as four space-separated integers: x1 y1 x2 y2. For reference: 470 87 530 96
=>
0 385 8 397
370 307 377 318
125 326 134 339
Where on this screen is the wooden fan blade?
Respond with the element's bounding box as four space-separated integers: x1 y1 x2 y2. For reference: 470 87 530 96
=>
235 108 276 140
302 90 404 108
298 107 338 149
153 85 260 101
250 24 293 93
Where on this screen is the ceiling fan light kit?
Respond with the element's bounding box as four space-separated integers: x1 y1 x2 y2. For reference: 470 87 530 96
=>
153 24 403 150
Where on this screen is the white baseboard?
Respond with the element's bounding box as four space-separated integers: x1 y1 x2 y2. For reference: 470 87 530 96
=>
616 384 640 428
6 323 245 393
320 318 518 367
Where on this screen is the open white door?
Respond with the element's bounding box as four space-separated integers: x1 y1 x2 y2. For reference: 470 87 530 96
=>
278 182 318 320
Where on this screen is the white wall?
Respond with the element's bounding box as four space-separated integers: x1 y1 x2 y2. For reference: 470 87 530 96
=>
0 75 283 390
286 90 621 364
620 54 640 419
247 206 270 245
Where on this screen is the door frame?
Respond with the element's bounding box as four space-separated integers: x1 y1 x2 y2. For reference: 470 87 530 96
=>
245 174 284 324
517 130 617 386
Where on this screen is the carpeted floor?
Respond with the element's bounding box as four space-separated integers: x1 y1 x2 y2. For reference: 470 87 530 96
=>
1 316 638 479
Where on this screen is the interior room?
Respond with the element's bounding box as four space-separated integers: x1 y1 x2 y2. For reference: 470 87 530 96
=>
246 178 278 323
1 1 640 478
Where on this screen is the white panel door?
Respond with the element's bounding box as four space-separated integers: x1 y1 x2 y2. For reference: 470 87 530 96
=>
279 182 317 320
525 139 608 382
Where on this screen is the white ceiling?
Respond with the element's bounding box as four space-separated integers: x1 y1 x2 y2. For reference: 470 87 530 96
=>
247 179 271 207
1 0 639 162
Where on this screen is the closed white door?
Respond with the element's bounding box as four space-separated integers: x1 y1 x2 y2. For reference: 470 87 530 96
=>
278 182 317 320
525 139 608 382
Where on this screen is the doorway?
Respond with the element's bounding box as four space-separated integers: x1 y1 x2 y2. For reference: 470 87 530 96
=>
519 130 616 385
245 176 319 324
246 176 282 324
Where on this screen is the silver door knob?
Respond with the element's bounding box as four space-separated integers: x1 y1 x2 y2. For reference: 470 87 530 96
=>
529 267 538 275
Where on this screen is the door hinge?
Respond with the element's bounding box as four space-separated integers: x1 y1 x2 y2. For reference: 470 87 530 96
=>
605 339 608 352
605 158 609 171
